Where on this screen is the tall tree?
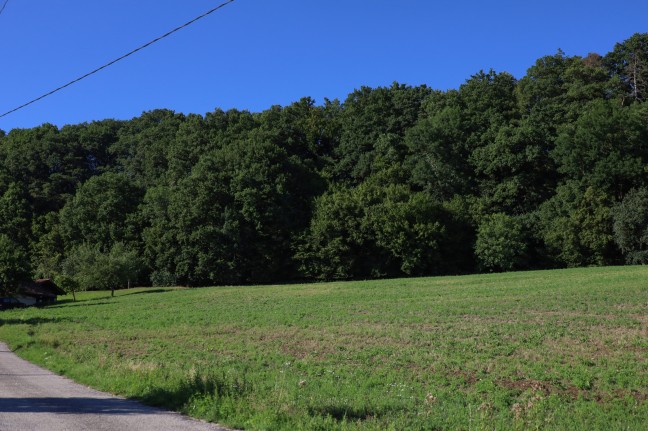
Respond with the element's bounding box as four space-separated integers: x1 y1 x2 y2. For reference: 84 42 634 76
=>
331 83 430 184
404 92 473 200
612 187 648 264
605 33 648 103
297 182 458 280
539 184 618 267
0 234 31 296
111 109 186 187
475 213 527 272
146 138 320 286
0 182 32 245
0 124 89 213
552 100 648 199
59 173 145 252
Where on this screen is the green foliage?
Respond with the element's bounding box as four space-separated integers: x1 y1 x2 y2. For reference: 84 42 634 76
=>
59 172 144 251
404 99 473 200
0 182 33 245
144 137 320 286
62 243 143 292
331 83 431 184
0 123 100 213
1 33 648 287
30 212 65 280
54 274 80 301
539 184 618 267
517 51 609 124
605 32 648 103
553 100 648 199
475 213 527 272
612 187 648 263
458 69 519 145
0 234 31 295
111 109 186 187
470 121 556 214
297 183 451 279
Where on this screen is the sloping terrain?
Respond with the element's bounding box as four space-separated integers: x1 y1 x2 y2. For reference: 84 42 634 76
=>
0 266 646 430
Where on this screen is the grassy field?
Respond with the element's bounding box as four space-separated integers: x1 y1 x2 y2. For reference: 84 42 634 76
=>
0 266 646 430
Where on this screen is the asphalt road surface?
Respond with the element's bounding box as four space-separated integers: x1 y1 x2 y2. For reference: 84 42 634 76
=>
0 342 231 431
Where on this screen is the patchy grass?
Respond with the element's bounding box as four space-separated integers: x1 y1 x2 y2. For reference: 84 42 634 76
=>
0 266 646 430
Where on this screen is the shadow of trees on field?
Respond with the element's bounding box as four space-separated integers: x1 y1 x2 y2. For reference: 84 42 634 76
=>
0 316 72 326
47 301 116 309
138 372 250 412
40 297 114 308
308 404 406 422
0 397 161 415
121 289 172 297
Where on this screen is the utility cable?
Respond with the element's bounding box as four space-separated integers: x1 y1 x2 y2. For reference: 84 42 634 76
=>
0 0 10 18
0 0 237 119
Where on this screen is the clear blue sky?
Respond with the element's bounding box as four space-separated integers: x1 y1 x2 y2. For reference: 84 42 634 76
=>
1 0 647 131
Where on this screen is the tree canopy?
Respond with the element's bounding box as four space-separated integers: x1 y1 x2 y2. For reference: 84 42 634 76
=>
2 34 648 291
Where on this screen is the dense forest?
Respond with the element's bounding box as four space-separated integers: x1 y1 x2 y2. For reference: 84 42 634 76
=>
1 33 648 294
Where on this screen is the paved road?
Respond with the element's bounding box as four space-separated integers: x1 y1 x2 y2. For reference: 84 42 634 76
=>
0 342 231 431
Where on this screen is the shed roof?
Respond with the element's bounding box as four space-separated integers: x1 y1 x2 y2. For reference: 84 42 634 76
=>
20 279 65 297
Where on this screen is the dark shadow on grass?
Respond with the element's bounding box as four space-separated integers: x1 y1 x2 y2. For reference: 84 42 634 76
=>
50 298 77 306
0 397 162 415
47 301 117 309
121 289 173 297
138 372 250 412
44 296 114 307
308 404 406 422
0 316 72 326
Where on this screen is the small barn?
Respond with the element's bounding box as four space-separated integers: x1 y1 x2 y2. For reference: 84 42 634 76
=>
15 279 65 306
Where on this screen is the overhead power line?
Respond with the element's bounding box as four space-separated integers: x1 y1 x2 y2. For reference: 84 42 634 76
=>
0 0 10 18
0 0 237 119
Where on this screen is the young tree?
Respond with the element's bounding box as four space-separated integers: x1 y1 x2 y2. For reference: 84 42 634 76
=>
63 243 142 297
55 274 80 302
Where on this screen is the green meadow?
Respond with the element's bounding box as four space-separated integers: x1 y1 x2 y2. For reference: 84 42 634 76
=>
0 266 646 430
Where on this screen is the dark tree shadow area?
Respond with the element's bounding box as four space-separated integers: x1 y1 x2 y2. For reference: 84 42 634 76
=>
47 301 116 309
0 317 72 326
308 404 406 422
121 289 173 297
0 397 162 415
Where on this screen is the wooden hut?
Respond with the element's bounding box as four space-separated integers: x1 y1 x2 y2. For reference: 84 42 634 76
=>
15 279 65 306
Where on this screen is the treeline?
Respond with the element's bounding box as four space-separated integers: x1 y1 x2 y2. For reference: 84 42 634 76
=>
1 33 648 293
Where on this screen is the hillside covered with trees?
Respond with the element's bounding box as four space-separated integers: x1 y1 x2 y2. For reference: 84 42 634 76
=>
1 33 648 293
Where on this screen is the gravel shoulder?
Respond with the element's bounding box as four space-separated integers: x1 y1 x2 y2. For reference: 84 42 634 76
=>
0 342 232 431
